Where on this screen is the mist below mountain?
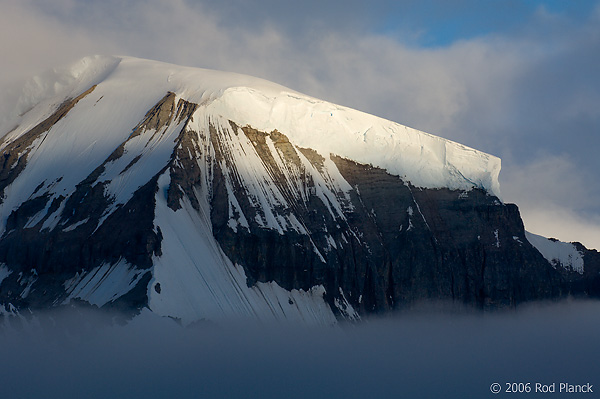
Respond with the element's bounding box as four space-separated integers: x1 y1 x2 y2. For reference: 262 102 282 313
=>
2 300 599 399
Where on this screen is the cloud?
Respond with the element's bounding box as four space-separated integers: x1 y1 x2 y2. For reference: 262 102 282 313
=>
0 0 598 248
501 154 600 249
501 154 598 210
519 205 600 251
2 302 600 398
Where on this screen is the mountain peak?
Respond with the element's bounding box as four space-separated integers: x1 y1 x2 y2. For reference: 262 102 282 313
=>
6 56 586 326
6 55 501 197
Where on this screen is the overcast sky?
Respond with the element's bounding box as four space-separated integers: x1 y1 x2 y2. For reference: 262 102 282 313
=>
1 0 599 249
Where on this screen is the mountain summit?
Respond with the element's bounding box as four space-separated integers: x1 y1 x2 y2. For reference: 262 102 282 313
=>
0 56 597 324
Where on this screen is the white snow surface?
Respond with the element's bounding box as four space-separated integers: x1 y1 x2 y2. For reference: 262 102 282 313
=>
149 172 337 326
0 55 506 324
1 56 501 212
526 231 585 274
210 87 501 197
63 260 149 307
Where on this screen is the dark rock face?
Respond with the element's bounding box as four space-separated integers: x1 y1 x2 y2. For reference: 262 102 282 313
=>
0 89 598 320
572 244 600 297
201 125 598 315
0 86 97 200
0 92 197 313
335 159 564 309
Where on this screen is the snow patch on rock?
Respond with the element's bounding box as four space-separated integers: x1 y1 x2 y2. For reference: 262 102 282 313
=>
148 171 338 326
0 265 12 286
63 259 148 307
526 231 584 274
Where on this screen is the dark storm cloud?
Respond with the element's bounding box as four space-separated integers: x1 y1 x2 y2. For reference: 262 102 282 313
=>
2 301 600 399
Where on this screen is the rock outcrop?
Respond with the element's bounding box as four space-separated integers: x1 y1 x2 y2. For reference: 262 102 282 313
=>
0 56 597 323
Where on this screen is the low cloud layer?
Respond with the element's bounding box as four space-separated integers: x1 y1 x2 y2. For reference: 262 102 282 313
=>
2 302 600 398
1 0 599 248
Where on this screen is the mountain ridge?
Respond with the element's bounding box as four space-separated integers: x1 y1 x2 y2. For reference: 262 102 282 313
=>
0 56 597 325
2 55 502 197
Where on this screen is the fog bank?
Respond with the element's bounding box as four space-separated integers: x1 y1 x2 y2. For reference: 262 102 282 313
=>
1 300 599 398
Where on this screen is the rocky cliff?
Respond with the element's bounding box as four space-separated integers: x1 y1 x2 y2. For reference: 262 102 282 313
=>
0 56 597 324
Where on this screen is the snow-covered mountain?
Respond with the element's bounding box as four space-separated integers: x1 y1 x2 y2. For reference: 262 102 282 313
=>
0 56 598 325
